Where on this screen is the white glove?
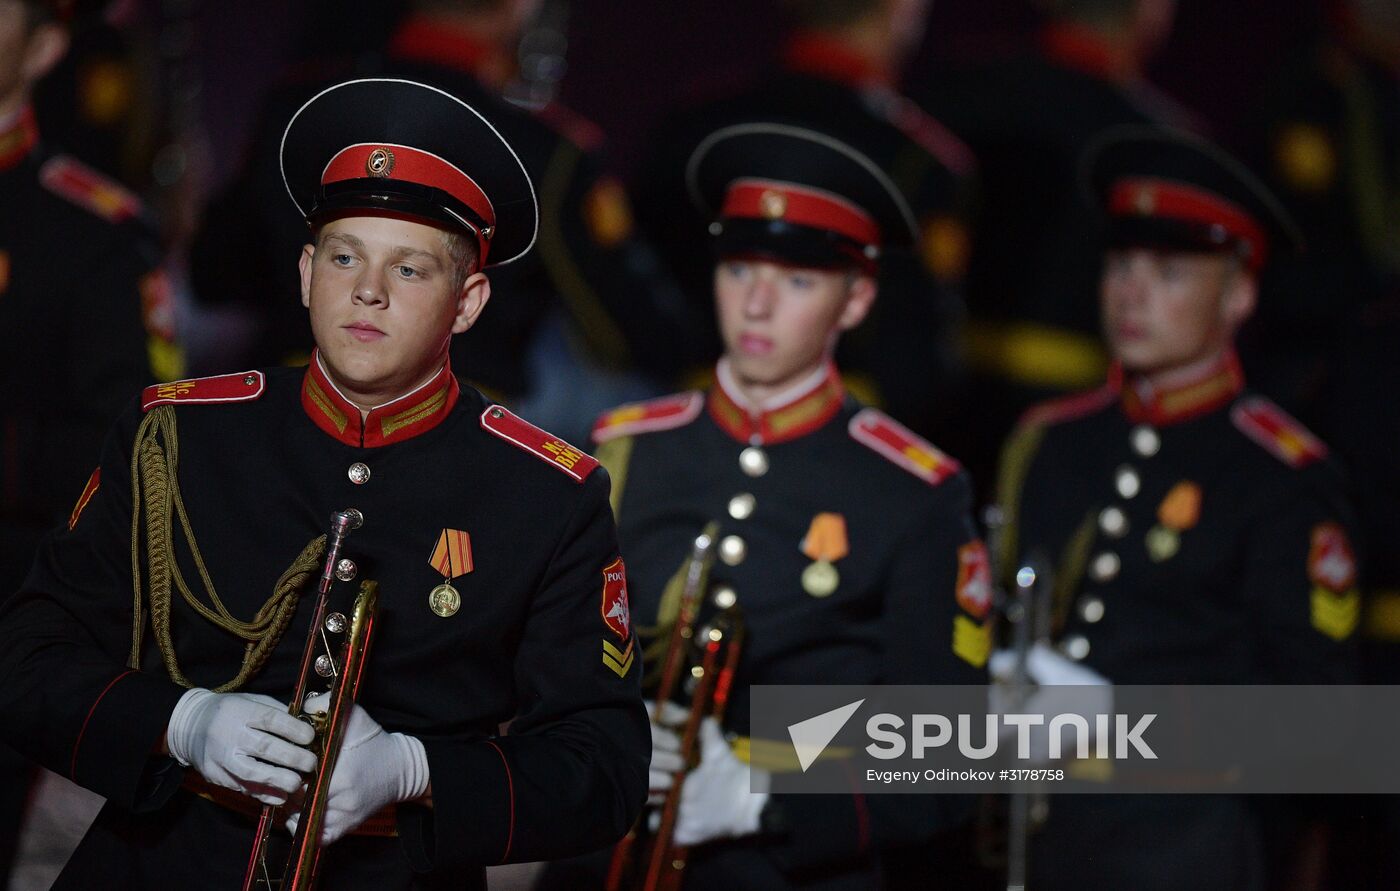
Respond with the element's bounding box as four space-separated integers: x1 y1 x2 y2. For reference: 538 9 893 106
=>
989 642 1111 688
646 700 687 805
989 643 1112 763
673 717 770 847
165 687 317 806
284 694 429 845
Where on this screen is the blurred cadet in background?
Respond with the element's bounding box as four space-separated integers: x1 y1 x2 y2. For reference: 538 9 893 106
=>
540 120 987 891
189 0 697 441
1253 3 1400 885
918 0 1196 494
1251 0 1400 424
992 126 1359 891
634 0 976 442
0 0 180 882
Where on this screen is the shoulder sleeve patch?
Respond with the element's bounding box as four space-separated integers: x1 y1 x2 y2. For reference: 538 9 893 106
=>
1017 386 1117 429
591 391 703 444
141 371 265 412
1231 396 1328 469
849 408 960 485
482 405 600 482
39 155 143 223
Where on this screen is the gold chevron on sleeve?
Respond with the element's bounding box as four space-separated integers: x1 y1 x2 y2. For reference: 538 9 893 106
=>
603 638 635 678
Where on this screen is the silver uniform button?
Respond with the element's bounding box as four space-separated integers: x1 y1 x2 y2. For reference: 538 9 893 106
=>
1114 465 1141 499
719 535 747 566
728 493 756 520
739 446 769 477
324 612 347 634
1080 597 1106 623
334 558 357 582
348 462 371 485
1089 551 1121 582
1099 506 1128 538
712 586 738 609
1131 425 1161 457
1062 635 1091 661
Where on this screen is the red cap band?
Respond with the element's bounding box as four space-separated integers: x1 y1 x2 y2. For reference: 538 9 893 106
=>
721 178 880 247
1109 178 1268 269
322 143 495 257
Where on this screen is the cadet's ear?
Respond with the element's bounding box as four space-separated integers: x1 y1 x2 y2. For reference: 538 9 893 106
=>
452 272 491 334
1221 265 1257 332
299 244 315 308
837 274 878 331
21 23 68 87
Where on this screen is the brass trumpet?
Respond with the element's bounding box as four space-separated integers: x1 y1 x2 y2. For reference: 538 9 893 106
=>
242 509 380 891
606 523 746 891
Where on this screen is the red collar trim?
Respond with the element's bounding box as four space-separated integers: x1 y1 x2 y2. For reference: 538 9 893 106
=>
1113 351 1245 426
707 361 845 444
0 107 39 172
1040 23 1127 82
301 350 459 447
387 15 505 80
783 32 893 89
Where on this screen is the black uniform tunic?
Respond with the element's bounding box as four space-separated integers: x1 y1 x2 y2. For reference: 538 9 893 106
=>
546 363 987 889
996 353 1360 891
0 358 648 890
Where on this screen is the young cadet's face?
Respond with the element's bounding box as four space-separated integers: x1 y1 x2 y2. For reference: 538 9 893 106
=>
300 215 488 408
714 258 875 400
1100 247 1255 376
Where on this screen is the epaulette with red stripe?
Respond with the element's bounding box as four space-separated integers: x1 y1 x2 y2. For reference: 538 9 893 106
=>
591 392 703 444
868 90 977 178
849 408 961 486
1017 386 1117 429
1231 396 1328 470
39 155 143 224
536 101 605 152
482 405 599 483
142 371 265 412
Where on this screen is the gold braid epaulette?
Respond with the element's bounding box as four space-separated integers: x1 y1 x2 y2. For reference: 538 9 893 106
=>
127 406 323 691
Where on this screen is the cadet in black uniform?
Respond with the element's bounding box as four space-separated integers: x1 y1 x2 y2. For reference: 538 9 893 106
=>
918 0 1199 492
0 78 647 890
633 0 976 440
0 0 180 880
191 0 695 413
992 126 1360 891
541 123 988 890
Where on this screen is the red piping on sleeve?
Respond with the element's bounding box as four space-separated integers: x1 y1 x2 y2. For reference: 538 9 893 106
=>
71 669 137 779
485 740 515 863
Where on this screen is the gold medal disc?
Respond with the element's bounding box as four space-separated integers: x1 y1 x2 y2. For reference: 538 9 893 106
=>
802 560 840 597
429 582 461 617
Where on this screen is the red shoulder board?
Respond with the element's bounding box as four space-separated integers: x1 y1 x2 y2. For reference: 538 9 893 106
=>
1231 397 1328 469
482 405 600 483
591 391 703 444
39 155 143 223
536 101 605 152
1018 386 1116 429
849 408 960 486
142 371 265 412
867 89 977 178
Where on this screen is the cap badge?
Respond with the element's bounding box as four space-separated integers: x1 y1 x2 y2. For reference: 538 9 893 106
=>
366 148 395 178
759 189 788 220
1133 185 1155 215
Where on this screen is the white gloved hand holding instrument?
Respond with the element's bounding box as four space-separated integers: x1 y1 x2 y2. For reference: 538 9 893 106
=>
989 642 1112 763
165 687 317 806
673 717 770 847
284 692 430 844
